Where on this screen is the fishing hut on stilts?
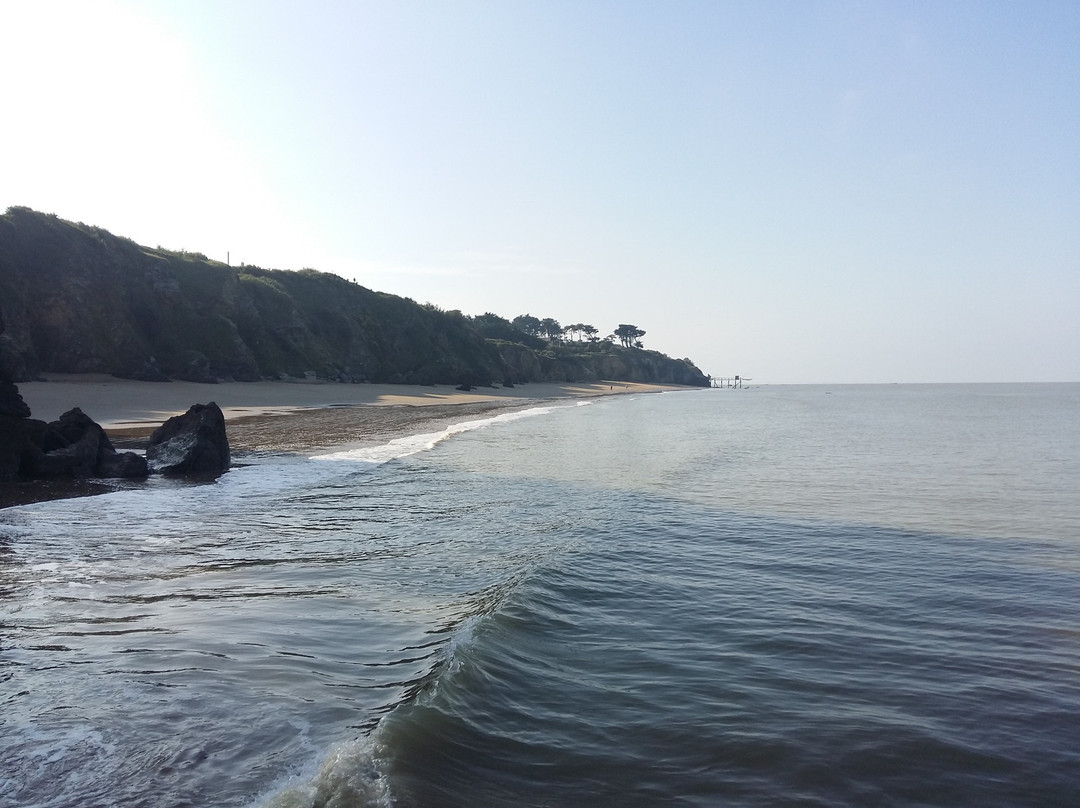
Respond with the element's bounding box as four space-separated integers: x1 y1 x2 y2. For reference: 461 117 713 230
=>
710 375 751 389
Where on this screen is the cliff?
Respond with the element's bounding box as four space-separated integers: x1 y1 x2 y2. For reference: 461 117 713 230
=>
0 207 709 388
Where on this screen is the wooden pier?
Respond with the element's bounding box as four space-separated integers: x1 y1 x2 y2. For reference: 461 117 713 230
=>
710 375 751 389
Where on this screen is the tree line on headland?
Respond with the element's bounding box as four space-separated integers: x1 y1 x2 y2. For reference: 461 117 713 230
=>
0 207 708 388
506 316 646 349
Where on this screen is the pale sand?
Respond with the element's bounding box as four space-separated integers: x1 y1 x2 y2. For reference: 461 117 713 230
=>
17 374 695 453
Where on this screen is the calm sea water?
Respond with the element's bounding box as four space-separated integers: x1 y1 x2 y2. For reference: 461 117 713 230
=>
2 384 1078 807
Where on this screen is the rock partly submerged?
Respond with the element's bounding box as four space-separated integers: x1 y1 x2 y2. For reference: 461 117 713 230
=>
23 407 149 479
0 377 229 489
146 402 230 476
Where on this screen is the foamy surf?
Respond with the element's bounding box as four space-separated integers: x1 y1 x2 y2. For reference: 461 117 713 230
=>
254 738 393 808
314 405 559 464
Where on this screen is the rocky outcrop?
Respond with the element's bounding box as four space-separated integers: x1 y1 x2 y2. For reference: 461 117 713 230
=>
146 402 230 476
2 395 231 493
22 408 148 479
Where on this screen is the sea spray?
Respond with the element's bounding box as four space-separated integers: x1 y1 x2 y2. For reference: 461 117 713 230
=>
255 738 393 808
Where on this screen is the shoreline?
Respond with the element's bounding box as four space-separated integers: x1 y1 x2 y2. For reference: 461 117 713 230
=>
19 374 690 431
3 376 699 508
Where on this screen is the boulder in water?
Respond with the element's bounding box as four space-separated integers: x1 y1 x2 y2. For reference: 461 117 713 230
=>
146 402 230 476
97 450 152 479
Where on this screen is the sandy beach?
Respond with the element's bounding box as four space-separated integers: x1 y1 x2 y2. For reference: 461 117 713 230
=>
17 374 695 455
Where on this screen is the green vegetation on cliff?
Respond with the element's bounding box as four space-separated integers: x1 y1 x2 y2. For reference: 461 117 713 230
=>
0 207 709 388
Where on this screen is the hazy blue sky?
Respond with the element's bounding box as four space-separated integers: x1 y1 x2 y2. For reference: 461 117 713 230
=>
2 1 1077 383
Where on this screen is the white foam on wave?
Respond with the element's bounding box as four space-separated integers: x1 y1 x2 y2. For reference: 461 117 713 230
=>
251 737 393 808
314 404 559 465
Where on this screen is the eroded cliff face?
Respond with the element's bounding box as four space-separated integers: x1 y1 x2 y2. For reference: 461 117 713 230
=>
0 207 709 388
587 349 708 386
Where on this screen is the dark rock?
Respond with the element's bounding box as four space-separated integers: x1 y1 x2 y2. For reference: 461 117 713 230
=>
48 407 98 447
20 409 100 478
97 451 149 478
0 378 30 419
20 408 148 479
146 402 230 476
0 415 31 482
34 417 102 478
14 418 48 479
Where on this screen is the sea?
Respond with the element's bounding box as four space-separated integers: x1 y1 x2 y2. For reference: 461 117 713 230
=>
1 383 1078 808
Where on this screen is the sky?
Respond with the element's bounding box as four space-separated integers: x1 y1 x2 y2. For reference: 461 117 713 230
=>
1 0 1077 384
